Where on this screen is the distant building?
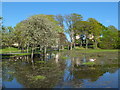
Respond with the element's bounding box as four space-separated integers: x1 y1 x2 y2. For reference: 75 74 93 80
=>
88 34 94 40
76 35 80 40
12 43 19 47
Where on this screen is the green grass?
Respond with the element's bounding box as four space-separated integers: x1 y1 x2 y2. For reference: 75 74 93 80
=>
75 47 86 50
84 49 118 53
0 47 118 55
7 71 15 74
73 48 118 53
61 56 69 59
32 75 46 80
83 62 95 65
14 53 31 56
0 47 21 54
0 47 31 56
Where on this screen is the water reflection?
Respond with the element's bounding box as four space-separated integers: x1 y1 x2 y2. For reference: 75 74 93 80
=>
64 58 73 82
2 51 119 88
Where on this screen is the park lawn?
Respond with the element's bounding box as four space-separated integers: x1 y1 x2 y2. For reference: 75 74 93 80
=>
74 47 118 53
14 53 31 56
0 47 118 55
0 47 29 55
0 47 21 54
0 47 31 57
79 49 118 53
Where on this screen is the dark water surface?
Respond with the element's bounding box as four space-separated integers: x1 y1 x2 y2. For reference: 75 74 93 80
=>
2 51 119 88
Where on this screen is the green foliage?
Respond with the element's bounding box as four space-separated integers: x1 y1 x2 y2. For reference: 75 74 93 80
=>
74 21 93 35
32 75 46 80
7 71 15 74
55 14 64 30
15 14 59 50
64 13 83 50
61 56 69 59
1 14 119 51
87 18 105 49
58 33 69 46
0 25 15 48
99 25 118 49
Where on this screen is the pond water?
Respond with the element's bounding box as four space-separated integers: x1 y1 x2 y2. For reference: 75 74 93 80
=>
1 50 119 88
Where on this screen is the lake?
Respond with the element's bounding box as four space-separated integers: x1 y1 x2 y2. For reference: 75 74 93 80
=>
1 50 119 88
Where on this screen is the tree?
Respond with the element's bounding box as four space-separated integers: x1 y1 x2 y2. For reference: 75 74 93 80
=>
87 18 104 49
64 13 83 50
15 14 59 58
73 21 94 49
1 25 14 50
14 21 30 51
99 25 118 49
57 32 69 50
0 17 2 48
55 14 70 50
55 14 64 29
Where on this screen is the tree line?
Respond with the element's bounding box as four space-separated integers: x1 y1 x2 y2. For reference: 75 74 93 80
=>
0 13 119 54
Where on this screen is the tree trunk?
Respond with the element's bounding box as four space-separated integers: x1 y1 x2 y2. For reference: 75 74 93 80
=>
61 45 64 50
31 59 35 70
73 43 75 48
80 40 83 47
70 43 72 50
39 46 41 52
68 45 69 50
85 39 88 49
21 48 22 52
31 47 34 59
70 30 74 50
43 46 47 61
27 55 29 63
39 46 42 55
94 40 98 49
27 46 29 53
43 46 47 55
58 46 60 51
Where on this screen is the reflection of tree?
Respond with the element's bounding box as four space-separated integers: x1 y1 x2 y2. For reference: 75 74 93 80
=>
73 64 118 82
3 55 65 88
108 68 118 74
68 52 119 82
3 72 14 82
2 51 119 88
74 68 105 82
2 61 16 82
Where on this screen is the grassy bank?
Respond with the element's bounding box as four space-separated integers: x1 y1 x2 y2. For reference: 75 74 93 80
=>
0 47 118 55
74 47 118 53
0 47 21 54
0 47 31 56
76 49 118 53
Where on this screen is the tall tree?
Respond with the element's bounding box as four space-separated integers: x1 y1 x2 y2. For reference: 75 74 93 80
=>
65 13 83 50
99 25 118 49
15 15 59 58
87 18 104 49
73 21 94 49
55 14 64 29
